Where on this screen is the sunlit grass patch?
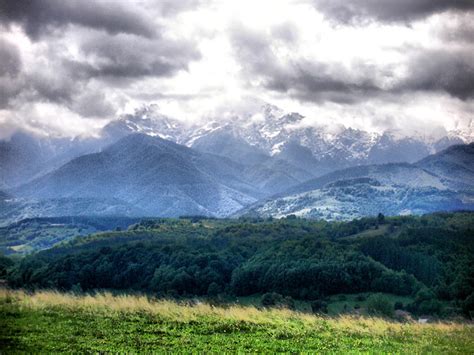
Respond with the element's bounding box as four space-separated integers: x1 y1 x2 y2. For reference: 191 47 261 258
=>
1 289 473 353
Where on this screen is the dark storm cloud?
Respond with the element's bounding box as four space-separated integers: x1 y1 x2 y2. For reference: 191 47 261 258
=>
230 24 381 104
231 22 474 105
444 24 474 44
0 38 21 77
270 23 299 44
0 0 156 39
154 0 206 15
313 0 474 24
397 49 474 100
28 69 79 104
0 0 201 117
10 29 201 114
78 33 201 79
0 39 23 107
436 13 474 45
0 30 200 116
260 63 381 104
72 91 116 118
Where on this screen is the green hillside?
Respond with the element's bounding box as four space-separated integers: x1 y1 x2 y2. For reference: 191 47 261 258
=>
3 212 474 319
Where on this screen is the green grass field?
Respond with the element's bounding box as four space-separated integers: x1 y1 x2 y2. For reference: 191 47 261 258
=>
1 289 473 353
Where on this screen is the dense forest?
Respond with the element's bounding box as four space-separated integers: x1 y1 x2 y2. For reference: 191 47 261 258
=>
1 212 474 318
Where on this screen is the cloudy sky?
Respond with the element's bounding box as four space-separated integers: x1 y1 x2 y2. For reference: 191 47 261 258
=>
1 0 473 139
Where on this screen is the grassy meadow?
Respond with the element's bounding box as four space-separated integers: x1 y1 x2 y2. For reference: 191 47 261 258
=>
1 289 473 353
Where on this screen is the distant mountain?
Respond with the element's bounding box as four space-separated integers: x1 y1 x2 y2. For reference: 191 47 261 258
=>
237 143 474 220
1 101 472 224
100 103 472 176
102 106 186 143
367 133 431 165
416 143 474 191
2 132 323 224
0 132 109 188
0 133 49 188
191 129 269 166
2 102 471 190
190 129 315 187
12 134 262 219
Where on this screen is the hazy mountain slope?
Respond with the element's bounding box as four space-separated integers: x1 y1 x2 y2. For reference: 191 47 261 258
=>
190 129 315 193
238 144 474 220
0 198 144 228
0 132 112 189
367 133 431 164
0 133 49 188
14 134 258 218
191 129 269 166
282 163 445 197
1 132 318 224
274 141 322 175
417 143 474 191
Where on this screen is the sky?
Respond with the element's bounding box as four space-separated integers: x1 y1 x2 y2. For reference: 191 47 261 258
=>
0 0 473 139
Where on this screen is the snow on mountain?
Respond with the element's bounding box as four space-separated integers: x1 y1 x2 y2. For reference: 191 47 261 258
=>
237 143 474 221
100 102 471 177
102 105 190 143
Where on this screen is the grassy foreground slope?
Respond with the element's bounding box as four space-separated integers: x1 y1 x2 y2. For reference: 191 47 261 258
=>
1 289 473 353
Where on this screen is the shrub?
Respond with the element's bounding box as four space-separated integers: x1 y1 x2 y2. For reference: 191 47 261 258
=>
207 282 221 297
407 288 443 316
462 293 474 319
310 300 328 314
261 292 295 309
394 301 404 310
71 283 83 294
356 294 366 302
366 294 394 317
417 299 443 315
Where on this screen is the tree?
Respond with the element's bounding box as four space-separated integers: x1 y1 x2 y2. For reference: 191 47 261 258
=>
462 293 474 319
407 288 442 316
394 301 404 310
207 282 221 297
261 292 295 309
377 213 385 225
366 294 394 317
261 292 280 307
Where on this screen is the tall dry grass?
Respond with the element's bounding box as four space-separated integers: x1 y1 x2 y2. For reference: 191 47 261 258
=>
0 288 470 336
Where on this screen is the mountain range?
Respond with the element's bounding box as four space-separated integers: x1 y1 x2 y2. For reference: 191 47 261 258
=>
0 102 473 224
2 102 471 189
238 143 474 220
104 104 470 176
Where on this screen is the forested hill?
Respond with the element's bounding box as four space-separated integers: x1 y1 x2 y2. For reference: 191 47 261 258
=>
3 212 474 318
